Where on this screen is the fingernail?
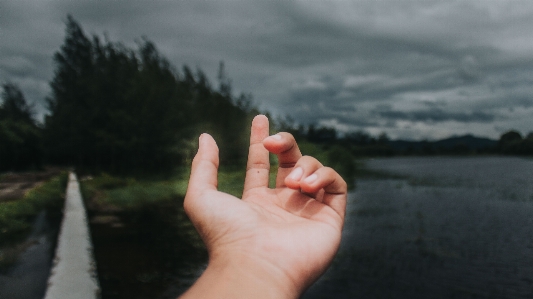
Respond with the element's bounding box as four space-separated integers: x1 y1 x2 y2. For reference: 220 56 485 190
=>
266 134 282 141
303 173 318 184
199 133 211 148
288 167 303 181
199 134 206 145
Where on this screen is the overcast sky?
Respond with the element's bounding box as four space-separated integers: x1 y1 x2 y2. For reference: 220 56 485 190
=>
1 0 533 140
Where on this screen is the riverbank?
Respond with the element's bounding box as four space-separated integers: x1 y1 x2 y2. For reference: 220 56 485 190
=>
0 171 68 299
0 171 68 267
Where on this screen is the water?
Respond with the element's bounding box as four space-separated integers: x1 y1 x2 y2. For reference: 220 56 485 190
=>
0 211 59 299
84 157 533 298
303 157 533 299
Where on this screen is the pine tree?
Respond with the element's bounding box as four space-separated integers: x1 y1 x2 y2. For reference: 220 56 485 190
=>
44 15 94 168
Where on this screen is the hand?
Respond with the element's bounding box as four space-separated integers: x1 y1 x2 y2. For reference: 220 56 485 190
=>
180 115 347 299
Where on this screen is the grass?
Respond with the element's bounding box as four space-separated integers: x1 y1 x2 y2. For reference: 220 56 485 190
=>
80 165 278 245
0 172 68 268
80 171 200 242
81 164 277 209
0 172 68 245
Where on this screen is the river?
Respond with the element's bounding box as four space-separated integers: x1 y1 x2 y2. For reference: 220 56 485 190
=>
303 156 533 299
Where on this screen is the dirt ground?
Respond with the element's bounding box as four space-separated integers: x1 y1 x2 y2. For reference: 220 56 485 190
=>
0 169 64 203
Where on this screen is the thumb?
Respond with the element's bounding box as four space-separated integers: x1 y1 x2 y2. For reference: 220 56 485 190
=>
185 134 219 205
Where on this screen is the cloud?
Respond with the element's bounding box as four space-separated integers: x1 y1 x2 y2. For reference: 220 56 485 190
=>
2 0 533 139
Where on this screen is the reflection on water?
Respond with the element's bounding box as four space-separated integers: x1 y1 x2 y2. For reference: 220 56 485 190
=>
0 211 58 299
304 157 533 299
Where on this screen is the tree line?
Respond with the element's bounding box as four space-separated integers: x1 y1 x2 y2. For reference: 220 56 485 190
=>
2 15 533 174
280 119 533 157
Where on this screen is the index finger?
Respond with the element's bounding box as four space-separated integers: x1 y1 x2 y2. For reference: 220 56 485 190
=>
243 115 270 194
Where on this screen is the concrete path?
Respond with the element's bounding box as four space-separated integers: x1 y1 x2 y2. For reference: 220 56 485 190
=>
44 172 100 299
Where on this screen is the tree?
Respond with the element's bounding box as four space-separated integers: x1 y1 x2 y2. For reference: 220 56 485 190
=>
44 15 189 173
44 15 94 168
43 15 258 174
0 83 34 123
0 83 42 171
497 130 523 155
307 125 337 144
522 132 533 155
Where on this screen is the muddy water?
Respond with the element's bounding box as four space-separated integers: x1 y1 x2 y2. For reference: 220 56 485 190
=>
303 157 533 299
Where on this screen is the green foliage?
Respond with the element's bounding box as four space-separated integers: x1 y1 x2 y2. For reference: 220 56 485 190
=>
497 130 533 155
81 173 182 210
0 83 42 171
0 172 68 245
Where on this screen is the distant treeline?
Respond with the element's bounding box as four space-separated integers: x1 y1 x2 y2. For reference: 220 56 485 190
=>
1 16 533 174
280 121 533 157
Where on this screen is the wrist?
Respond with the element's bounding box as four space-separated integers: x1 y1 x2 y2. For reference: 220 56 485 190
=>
180 251 301 299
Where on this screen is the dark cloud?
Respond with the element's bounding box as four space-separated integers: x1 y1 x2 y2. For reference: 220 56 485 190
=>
2 0 533 138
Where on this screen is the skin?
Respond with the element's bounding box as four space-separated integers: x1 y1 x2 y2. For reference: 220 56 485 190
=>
179 115 347 299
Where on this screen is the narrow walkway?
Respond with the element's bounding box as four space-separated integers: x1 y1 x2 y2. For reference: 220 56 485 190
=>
44 172 100 299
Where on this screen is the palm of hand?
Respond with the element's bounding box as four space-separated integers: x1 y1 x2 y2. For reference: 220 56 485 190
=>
184 115 347 294
197 186 342 286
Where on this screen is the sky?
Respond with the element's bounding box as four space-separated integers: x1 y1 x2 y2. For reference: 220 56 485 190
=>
1 0 533 140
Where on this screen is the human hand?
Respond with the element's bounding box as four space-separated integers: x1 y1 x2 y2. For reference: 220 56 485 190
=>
180 115 347 299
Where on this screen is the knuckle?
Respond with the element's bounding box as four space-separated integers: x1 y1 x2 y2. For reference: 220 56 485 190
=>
300 155 318 164
246 162 270 171
323 166 336 175
296 155 323 170
280 132 295 140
